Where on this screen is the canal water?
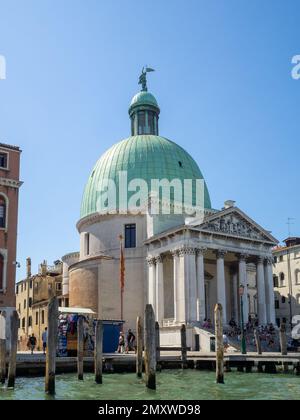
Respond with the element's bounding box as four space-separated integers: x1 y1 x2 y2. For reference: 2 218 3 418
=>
0 370 299 400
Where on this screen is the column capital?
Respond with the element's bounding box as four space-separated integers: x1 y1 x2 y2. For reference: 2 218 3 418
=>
236 252 249 262
154 255 163 264
196 247 207 256
215 249 227 259
264 256 274 265
178 245 197 256
146 256 156 266
256 256 265 265
170 249 179 258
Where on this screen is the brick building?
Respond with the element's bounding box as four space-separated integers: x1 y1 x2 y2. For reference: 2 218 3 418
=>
0 143 22 341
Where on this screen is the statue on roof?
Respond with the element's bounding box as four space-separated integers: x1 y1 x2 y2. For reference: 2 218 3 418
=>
138 67 155 92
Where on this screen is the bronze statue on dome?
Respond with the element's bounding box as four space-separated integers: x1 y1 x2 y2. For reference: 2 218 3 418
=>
138 67 155 91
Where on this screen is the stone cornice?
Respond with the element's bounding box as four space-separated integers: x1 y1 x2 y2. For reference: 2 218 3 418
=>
77 212 144 232
0 177 23 189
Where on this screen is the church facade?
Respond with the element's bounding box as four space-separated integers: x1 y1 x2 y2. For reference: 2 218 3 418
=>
62 73 278 348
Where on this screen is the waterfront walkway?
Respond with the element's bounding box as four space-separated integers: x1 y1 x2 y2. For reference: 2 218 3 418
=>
14 350 300 376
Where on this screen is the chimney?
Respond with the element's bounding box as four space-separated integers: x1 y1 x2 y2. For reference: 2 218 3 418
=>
26 257 31 278
41 260 47 276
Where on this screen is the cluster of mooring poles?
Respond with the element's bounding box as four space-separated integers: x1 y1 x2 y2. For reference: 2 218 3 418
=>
0 310 19 388
45 297 104 395
1 298 299 396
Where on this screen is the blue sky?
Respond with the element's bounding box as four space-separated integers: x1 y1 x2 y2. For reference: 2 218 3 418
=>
0 0 299 279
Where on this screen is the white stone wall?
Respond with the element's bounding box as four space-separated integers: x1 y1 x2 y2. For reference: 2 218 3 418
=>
273 245 300 325
75 214 148 332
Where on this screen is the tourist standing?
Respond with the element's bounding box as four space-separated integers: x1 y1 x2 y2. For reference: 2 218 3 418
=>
125 329 136 353
42 327 48 355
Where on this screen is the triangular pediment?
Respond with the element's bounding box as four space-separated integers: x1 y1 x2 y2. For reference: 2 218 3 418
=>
190 207 278 244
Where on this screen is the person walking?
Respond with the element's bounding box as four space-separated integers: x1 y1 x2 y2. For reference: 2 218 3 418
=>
125 329 136 354
42 327 48 355
28 334 37 355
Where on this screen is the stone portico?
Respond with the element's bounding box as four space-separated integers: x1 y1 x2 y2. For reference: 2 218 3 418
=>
145 206 277 348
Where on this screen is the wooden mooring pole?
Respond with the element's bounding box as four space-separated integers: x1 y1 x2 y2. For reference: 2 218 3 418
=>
136 316 143 378
279 323 287 356
144 304 156 390
254 329 262 355
45 297 58 395
0 312 6 384
214 303 224 384
155 322 161 371
77 316 84 380
95 320 103 384
181 324 188 369
7 310 19 388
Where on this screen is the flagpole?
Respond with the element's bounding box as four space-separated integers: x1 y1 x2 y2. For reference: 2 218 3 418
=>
119 235 124 329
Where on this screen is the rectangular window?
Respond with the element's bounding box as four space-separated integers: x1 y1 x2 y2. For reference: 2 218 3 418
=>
85 233 90 256
23 299 26 309
41 310 44 324
0 203 6 229
273 256 277 263
16 285 19 294
56 282 62 291
275 300 280 309
28 316 32 327
22 318 25 328
273 276 279 288
30 280 33 289
35 312 39 325
29 297 32 308
279 255 283 262
125 224 136 248
0 152 8 169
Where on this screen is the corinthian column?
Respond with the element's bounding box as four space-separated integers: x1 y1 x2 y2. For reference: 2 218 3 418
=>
178 246 197 323
265 257 276 325
171 249 179 323
216 249 227 325
155 255 164 323
256 256 267 325
147 257 156 314
238 253 249 323
196 248 206 323
231 270 238 323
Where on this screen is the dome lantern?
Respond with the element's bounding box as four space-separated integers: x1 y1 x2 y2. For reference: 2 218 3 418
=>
129 68 160 136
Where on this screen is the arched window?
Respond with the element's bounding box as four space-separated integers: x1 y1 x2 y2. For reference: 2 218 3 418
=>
0 254 3 290
0 195 7 228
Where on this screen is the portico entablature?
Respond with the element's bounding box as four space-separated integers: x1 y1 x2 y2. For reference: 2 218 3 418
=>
146 236 274 261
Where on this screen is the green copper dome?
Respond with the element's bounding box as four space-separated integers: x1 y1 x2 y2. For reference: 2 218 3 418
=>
129 91 158 109
80 135 211 218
